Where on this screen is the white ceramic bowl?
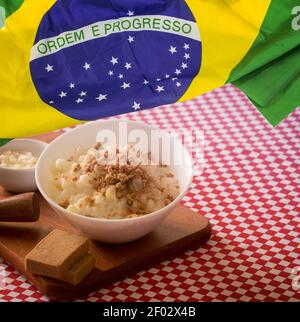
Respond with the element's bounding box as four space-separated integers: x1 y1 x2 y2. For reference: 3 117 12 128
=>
36 119 193 243
0 139 48 193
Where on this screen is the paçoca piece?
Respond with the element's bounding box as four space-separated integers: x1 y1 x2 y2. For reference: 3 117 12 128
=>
48 143 180 219
25 229 95 285
0 149 38 169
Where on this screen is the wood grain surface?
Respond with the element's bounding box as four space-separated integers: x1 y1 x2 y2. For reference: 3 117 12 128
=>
0 131 211 300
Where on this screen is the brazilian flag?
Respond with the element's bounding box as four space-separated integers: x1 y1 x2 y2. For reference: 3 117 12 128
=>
0 0 299 141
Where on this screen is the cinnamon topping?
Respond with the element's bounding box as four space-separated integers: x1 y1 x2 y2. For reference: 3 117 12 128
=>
49 144 180 219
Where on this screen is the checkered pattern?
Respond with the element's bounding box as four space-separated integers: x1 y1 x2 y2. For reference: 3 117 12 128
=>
0 84 299 302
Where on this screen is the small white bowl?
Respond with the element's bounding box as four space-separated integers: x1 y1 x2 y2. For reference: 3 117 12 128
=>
36 120 193 244
0 139 48 193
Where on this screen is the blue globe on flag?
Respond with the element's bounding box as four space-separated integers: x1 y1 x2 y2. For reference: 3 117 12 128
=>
30 0 202 120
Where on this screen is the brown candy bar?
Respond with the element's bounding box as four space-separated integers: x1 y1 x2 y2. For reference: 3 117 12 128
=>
62 254 95 285
25 229 89 280
0 192 40 222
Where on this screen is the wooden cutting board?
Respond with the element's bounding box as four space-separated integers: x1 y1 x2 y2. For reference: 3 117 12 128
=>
0 132 212 300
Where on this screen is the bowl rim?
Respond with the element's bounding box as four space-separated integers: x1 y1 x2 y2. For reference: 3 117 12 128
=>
0 138 48 172
36 119 194 223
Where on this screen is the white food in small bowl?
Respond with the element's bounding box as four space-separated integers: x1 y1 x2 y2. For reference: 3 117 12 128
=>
0 150 38 169
36 119 193 244
0 139 48 193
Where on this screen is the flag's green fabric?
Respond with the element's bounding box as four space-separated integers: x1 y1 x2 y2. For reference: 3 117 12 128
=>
0 0 299 139
0 139 11 147
229 0 300 126
0 0 23 26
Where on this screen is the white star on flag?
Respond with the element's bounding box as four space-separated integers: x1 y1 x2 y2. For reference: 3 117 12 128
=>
40 31 194 114
132 101 141 110
169 46 177 54
175 69 181 75
59 91 67 98
96 94 107 102
128 36 135 43
127 10 134 16
121 82 131 89
79 91 87 97
110 56 118 65
45 64 53 72
181 62 188 69
124 62 132 70
183 43 190 50
156 85 164 93
184 53 190 60
83 62 91 70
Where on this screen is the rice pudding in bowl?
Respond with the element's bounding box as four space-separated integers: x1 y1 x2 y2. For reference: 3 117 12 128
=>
36 119 193 243
48 144 180 219
0 150 38 169
0 139 48 192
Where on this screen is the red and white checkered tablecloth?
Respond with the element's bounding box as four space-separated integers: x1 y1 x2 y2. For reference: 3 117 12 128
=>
0 84 299 302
